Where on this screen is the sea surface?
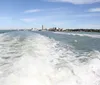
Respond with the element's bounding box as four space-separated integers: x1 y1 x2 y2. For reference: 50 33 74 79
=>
0 30 100 85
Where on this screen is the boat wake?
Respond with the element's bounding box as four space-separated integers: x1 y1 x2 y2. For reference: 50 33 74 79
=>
0 31 100 85
54 32 100 38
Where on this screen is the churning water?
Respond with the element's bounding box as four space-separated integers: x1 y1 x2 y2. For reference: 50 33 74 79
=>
0 31 100 85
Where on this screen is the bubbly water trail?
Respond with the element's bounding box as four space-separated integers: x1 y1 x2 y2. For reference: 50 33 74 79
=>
54 32 100 38
0 32 100 85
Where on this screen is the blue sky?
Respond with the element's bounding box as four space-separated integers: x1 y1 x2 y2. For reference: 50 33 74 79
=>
0 0 100 29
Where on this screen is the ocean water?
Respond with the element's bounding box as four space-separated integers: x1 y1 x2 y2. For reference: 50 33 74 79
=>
0 30 100 85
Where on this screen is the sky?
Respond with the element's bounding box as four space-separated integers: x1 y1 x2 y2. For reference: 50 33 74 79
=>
0 0 100 29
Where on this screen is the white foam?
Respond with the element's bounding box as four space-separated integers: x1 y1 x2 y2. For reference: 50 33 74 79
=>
54 32 100 38
0 33 100 85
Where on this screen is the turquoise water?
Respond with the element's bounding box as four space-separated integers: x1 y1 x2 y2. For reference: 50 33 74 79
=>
0 30 100 85
35 31 100 51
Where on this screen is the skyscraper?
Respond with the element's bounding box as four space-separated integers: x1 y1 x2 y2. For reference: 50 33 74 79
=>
42 25 44 30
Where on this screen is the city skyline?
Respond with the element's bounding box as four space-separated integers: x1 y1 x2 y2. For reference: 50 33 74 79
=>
0 0 100 29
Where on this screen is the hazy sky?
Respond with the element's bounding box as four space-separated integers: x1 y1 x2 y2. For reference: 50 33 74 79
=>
0 0 100 29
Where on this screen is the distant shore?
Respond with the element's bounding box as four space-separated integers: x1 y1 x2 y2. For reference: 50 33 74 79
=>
40 28 100 32
0 28 100 33
60 29 100 32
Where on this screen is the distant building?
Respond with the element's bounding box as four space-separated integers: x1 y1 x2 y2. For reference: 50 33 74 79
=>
31 28 33 31
42 25 44 30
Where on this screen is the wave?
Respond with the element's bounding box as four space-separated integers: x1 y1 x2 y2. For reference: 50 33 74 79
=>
0 31 100 85
54 32 100 38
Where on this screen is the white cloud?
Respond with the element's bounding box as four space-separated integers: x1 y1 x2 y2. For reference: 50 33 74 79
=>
20 18 36 22
88 8 100 12
47 0 100 4
24 9 41 13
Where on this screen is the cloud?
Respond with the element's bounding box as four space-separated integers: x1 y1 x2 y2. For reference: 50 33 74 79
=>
24 9 41 13
20 18 36 22
88 8 100 12
47 0 100 4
